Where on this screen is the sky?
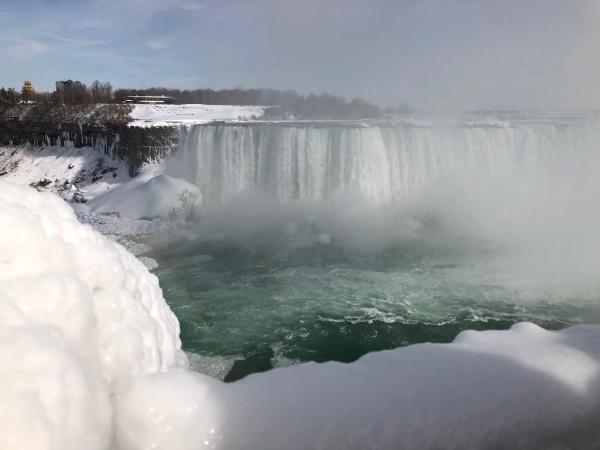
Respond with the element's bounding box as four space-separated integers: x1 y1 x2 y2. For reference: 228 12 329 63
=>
1 0 599 110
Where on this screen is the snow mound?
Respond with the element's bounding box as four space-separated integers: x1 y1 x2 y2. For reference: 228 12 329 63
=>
129 104 266 127
221 322 600 449
0 180 218 450
88 173 201 219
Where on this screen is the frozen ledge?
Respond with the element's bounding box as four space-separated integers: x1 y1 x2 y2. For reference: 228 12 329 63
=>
2 179 600 449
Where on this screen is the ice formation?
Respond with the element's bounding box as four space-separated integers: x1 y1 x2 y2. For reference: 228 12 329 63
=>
0 179 218 450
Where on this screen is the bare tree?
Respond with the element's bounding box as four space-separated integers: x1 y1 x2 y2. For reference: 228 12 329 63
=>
0 88 20 105
90 80 114 103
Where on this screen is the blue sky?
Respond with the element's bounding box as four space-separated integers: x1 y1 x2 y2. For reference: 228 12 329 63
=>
1 0 599 110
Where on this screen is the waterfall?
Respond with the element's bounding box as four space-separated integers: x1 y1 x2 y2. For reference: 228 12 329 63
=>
170 115 600 206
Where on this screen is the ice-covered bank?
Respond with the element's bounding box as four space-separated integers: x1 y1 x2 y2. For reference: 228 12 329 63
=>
0 145 201 219
0 180 220 449
0 144 130 201
2 180 600 449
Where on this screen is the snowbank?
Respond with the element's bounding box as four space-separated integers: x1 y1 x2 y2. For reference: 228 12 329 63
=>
2 180 600 449
0 145 129 200
220 322 600 449
0 180 218 450
0 145 197 269
88 172 201 219
129 104 266 127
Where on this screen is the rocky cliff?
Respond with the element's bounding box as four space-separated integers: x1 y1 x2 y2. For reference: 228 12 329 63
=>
0 104 177 175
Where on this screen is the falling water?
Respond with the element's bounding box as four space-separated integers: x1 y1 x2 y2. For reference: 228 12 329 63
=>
170 113 600 206
155 112 600 381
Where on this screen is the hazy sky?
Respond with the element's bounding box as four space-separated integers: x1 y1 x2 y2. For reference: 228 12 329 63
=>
1 0 599 110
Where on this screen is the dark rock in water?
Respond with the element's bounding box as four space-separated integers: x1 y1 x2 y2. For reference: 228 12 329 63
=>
223 344 275 382
29 178 53 190
0 104 178 176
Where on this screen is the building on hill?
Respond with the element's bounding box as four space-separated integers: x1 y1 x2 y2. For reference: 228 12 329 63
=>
123 95 176 104
21 81 35 99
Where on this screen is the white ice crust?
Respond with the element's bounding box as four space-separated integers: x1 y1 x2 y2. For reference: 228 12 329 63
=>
2 180 600 449
0 180 218 450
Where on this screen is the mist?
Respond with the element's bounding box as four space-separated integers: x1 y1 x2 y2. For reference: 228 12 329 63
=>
160 117 600 301
167 162 600 301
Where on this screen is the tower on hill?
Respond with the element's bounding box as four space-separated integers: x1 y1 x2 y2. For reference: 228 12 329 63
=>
21 81 35 100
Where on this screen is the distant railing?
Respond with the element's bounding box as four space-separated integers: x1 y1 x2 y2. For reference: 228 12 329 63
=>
123 95 176 104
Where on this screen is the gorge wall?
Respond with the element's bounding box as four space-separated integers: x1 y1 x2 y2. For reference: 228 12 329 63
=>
0 104 177 175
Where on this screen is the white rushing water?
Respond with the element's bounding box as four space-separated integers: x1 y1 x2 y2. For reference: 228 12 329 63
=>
170 113 600 206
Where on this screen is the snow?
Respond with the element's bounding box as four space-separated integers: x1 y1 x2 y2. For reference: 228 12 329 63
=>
0 145 167 266
129 104 267 127
220 322 600 449
0 145 198 266
3 180 600 449
114 369 222 450
0 180 201 450
0 144 130 201
0 143 206 274
88 171 202 219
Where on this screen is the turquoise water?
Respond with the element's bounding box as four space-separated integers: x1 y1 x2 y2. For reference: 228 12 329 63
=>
152 223 600 382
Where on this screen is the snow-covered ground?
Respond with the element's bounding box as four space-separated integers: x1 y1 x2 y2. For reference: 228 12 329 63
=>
128 104 267 127
0 144 130 201
0 144 201 219
0 144 200 270
2 179 600 450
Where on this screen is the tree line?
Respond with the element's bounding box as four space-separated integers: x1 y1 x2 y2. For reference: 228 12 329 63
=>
0 81 114 106
1 81 392 119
